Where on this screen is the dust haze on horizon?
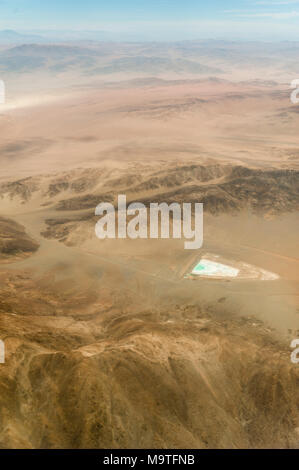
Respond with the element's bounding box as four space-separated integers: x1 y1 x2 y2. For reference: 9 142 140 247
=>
2 0 299 41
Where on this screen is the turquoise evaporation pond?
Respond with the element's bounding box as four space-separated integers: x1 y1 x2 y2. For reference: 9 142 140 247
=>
192 259 239 277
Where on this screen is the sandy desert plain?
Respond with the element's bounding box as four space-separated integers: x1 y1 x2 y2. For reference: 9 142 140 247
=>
0 40 298 448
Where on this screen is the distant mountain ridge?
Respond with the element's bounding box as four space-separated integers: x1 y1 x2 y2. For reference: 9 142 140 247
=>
0 30 46 44
0 43 223 76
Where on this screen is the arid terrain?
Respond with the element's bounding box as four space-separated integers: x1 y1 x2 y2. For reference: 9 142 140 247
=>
0 40 298 449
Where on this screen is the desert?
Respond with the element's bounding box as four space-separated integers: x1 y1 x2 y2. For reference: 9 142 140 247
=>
0 37 298 449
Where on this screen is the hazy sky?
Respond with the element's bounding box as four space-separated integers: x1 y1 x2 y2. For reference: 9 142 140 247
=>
1 0 299 40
